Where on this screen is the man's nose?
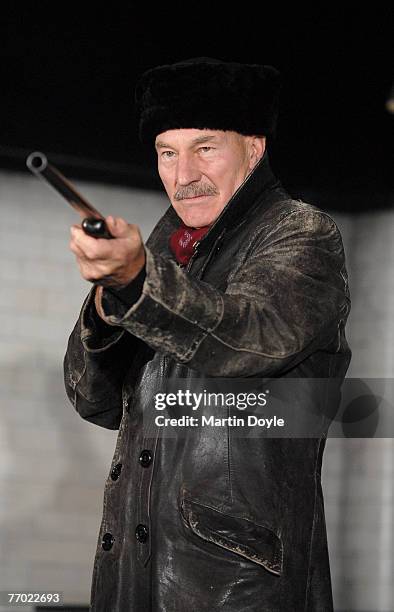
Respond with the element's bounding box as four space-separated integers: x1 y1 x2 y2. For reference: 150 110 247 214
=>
175 153 202 185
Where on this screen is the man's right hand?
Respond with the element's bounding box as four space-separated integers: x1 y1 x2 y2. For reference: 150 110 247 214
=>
69 215 146 289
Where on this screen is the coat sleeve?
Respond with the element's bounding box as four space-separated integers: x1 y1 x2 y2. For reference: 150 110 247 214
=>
63 285 144 429
97 209 350 377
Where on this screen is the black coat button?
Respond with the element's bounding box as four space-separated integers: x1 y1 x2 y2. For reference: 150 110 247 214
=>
135 524 149 543
102 532 115 551
139 449 152 467
110 463 122 481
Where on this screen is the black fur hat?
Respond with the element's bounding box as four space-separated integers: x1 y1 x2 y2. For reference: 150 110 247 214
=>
135 57 281 145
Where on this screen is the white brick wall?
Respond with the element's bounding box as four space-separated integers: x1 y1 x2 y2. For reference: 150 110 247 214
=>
0 169 393 610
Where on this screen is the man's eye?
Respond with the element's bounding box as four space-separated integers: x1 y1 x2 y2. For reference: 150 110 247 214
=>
199 147 213 152
162 151 175 159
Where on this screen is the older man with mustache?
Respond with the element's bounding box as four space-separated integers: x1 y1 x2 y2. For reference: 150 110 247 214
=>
64 57 351 611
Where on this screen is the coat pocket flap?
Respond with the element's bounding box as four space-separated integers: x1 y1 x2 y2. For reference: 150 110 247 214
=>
180 497 283 576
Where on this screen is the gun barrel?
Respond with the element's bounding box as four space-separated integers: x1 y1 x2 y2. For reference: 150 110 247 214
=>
26 151 103 219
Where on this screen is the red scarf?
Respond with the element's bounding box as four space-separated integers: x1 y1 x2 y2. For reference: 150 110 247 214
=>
169 223 210 265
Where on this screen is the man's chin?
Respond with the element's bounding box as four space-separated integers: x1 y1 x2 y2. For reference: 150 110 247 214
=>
172 196 221 228
179 214 215 228
174 208 219 228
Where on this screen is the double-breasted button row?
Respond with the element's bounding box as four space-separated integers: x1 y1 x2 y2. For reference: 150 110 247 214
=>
111 452 151 482
135 524 149 543
102 532 115 551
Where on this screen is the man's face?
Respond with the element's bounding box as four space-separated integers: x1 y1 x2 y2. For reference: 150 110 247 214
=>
155 129 265 227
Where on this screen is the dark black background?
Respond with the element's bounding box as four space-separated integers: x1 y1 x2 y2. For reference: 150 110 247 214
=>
1 7 392 210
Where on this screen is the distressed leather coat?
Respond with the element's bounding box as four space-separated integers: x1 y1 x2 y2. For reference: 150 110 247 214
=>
64 151 351 611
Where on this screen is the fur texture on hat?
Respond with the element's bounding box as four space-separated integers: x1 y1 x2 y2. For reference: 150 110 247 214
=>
135 57 281 145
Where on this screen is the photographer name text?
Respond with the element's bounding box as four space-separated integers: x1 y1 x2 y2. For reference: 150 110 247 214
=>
154 414 285 428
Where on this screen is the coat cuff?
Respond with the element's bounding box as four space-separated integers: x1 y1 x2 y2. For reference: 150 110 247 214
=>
99 247 223 361
102 264 146 314
80 285 125 353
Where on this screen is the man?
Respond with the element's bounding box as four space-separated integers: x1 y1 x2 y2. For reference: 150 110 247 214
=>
64 57 351 611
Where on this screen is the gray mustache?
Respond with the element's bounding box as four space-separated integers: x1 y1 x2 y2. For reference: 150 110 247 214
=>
174 183 218 201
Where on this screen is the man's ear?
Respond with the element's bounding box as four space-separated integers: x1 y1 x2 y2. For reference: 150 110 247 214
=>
248 136 266 170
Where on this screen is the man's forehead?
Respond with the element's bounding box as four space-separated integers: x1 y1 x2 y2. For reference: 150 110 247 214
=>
155 129 228 149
